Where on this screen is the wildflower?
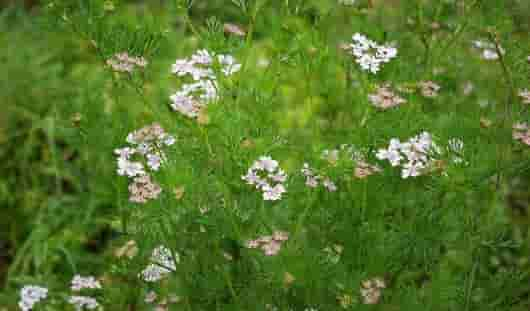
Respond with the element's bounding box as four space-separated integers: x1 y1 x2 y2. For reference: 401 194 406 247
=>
242 156 287 201
71 275 102 292
376 138 402 167
262 184 287 201
170 49 240 119
418 80 441 98
518 89 530 105
246 231 289 256
346 33 397 74
376 132 466 178
68 296 100 310
323 178 337 192
140 246 179 282
106 52 148 73
128 175 162 203
19 285 48 311
471 40 504 60
116 157 145 177
368 84 406 110
513 122 530 146
360 277 386 305
224 23 246 36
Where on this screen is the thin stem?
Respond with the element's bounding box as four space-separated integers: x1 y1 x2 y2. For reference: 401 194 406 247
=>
488 30 515 189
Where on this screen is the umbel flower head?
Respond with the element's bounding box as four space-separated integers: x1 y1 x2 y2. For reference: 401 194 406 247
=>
360 277 386 305
368 84 407 110
170 49 241 119
19 285 48 311
140 245 179 282
114 123 175 204
242 156 287 201
344 33 398 74
376 132 466 178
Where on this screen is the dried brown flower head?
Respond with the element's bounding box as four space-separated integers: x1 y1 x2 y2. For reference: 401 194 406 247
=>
129 175 162 203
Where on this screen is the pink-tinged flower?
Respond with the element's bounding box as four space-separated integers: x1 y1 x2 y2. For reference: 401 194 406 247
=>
368 85 406 110
262 184 286 201
246 232 289 256
360 277 386 305
269 169 287 183
256 156 279 172
106 52 148 73
262 241 282 256
128 175 162 204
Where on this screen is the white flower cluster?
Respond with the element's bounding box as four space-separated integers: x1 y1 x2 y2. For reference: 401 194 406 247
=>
71 275 102 292
170 49 241 118
115 123 175 203
472 40 505 60
346 33 398 74
68 296 100 310
19 285 48 311
376 132 440 178
140 246 179 282
376 132 466 178
68 275 102 310
242 156 287 201
301 163 337 192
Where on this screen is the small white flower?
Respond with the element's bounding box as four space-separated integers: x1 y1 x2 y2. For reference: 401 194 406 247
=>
257 156 279 173
19 285 48 311
68 296 100 310
71 275 102 292
117 158 145 177
262 184 286 201
401 161 424 179
146 153 162 171
323 178 337 192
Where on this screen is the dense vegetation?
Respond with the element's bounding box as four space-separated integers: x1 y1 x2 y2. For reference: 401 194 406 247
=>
1 0 530 310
